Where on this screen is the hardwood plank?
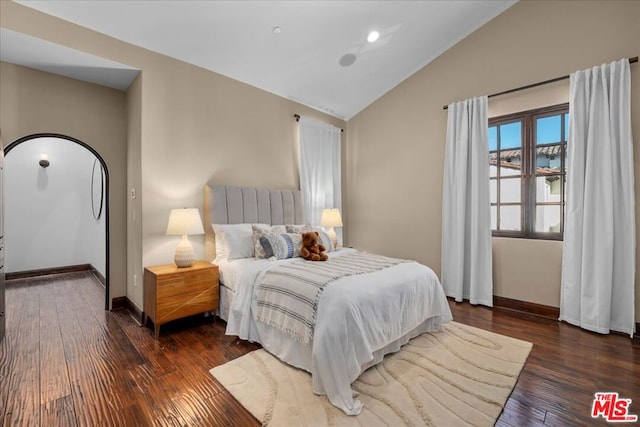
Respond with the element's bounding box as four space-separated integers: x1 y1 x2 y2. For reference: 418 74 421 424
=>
110 310 178 378
0 285 28 422
65 288 138 425
39 334 70 406
53 280 92 361
499 397 546 426
40 395 77 427
542 408 603 427
116 403 153 427
2 279 41 427
39 281 71 405
127 370 190 426
68 365 135 427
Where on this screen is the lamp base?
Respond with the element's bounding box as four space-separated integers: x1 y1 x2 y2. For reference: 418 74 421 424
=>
326 227 338 250
174 235 196 268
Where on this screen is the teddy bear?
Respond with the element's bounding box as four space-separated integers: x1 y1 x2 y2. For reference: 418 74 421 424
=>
300 231 328 261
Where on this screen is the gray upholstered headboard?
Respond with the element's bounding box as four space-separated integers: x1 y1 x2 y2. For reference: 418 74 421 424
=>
204 184 304 261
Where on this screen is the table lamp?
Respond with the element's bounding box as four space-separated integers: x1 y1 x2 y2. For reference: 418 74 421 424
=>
320 208 343 250
166 208 205 267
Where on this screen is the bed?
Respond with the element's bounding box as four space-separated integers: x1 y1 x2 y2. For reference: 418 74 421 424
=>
204 184 453 415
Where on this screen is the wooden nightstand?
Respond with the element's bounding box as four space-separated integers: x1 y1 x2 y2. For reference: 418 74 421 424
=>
143 261 219 339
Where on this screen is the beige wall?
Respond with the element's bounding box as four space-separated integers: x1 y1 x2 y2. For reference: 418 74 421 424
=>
346 0 640 321
126 74 143 306
136 54 345 275
0 62 128 306
1 1 345 309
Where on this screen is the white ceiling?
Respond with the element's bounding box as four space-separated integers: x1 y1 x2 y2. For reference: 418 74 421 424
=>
8 0 515 120
0 28 140 90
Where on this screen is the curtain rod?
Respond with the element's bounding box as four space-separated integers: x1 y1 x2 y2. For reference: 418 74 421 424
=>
294 114 344 132
442 56 638 110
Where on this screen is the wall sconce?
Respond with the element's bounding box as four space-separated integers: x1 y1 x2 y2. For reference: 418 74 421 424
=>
39 153 50 168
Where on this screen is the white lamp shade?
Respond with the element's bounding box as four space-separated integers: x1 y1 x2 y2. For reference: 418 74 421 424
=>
320 208 343 227
166 208 205 236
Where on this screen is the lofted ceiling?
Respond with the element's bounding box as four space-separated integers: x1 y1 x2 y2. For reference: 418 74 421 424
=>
0 28 140 90
7 0 516 120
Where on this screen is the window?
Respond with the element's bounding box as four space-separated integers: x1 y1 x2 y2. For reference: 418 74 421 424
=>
489 103 568 240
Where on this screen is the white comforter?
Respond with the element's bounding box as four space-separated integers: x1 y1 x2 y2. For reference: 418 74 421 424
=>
224 248 452 415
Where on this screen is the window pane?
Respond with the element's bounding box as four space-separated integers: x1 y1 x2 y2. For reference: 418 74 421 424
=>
499 122 521 149
500 178 521 203
491 206 497 230
489 126 497 151
490 179 497 204
489 152 498 177
499 206 521 231
564 114 569 142
535 144 562 174
489 163 498 178
563 142 568 174
536 115 561 144
499 149 522 176
536 176 562 203
536 205 561 232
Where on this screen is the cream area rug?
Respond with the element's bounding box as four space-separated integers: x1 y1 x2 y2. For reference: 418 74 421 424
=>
210 322 532 426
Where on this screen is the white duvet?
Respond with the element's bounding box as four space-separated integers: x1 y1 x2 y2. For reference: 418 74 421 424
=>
224 248 453 415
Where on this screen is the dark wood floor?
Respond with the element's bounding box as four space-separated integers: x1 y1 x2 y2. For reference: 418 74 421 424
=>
1 272 638 426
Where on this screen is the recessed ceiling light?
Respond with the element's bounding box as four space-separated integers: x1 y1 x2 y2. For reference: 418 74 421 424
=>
367 30 379 43
272 26 281 35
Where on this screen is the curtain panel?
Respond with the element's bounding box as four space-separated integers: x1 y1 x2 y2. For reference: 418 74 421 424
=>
560 59 636 337
298 117 342 244
441 96 493 306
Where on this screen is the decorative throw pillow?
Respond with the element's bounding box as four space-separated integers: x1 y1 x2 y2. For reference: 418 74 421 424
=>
260 233 303 259
312 227 334 252
252 224 286 258
285 224 312 234
212 223 254 260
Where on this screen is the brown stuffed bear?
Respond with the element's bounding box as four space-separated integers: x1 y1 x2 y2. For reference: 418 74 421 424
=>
300 231 328 261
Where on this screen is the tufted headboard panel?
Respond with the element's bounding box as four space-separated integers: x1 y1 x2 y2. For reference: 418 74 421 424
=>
204 184 304 261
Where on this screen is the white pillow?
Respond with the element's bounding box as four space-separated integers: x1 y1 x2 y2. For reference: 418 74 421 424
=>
252 224 286 258
212 223 254 260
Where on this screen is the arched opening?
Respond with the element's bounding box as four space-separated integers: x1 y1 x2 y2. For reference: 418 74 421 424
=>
4 133 110 310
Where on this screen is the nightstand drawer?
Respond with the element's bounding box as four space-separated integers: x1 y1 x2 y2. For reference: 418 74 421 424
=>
156 285 218 322
156 269 217 299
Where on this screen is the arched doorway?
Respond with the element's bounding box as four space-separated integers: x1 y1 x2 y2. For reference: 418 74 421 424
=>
4 133 110 310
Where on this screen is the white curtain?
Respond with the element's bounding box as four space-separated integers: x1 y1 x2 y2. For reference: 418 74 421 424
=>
299 117 342 243
441 96 493 306
560 59 635 337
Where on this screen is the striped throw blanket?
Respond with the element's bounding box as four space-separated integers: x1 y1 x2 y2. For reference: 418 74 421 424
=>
255 251 411 343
